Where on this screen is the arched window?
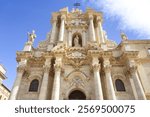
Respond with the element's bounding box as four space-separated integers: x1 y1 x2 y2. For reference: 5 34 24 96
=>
29 79 39 92
115 79 126 91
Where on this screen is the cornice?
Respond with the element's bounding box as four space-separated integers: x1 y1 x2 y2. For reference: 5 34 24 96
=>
121 51 139 59
16 51 32 62
120 40 150 45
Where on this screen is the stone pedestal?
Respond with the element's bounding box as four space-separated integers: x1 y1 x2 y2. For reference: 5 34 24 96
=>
23 42 32 51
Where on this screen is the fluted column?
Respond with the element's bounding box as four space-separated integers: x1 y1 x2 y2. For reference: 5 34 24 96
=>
39 58 51 100
9 66 25 100
58 15 65 42
103 60 116 100
89 14 96 42
129 65 146 100
97 16 105 43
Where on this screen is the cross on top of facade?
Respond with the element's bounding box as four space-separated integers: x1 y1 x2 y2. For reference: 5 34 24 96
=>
73 2 81 9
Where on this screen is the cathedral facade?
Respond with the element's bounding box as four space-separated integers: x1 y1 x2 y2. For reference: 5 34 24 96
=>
9 7 150 100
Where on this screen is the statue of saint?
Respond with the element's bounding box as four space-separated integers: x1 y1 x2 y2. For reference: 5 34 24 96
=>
28 30 36 43
121 32 128 41
74 35 81 47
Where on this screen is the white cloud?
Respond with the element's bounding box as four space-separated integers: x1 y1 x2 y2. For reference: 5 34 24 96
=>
83 0 150 38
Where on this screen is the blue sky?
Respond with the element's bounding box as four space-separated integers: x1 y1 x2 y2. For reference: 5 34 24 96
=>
0 0 149 90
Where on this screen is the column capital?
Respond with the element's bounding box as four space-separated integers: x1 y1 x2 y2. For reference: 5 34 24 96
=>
51 19 57 24
61 14 66 20
43 65 50 73
89 14 94 20
104 65 111 73
92 64 101 72
82 28 86 32
96 16 102 22
129 65 137 74
68 27 72 32
17 66 25 73
54 63 62 72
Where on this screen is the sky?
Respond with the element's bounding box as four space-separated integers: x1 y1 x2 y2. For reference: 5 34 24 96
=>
0 0 150 90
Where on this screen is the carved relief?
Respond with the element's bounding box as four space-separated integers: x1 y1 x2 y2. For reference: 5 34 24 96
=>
69 77 85 88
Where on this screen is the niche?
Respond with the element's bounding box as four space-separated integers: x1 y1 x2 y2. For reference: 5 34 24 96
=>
72 33 82 47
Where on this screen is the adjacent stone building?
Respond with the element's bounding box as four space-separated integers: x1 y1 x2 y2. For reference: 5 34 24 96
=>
0 64 10 100
9 7 150 100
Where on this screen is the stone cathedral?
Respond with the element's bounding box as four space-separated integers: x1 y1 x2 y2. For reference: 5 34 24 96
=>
9 7 150 100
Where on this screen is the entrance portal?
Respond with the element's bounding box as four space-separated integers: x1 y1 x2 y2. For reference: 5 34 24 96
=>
69 90 86 100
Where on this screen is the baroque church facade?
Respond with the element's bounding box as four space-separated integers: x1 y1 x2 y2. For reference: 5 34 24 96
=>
9 7 150 100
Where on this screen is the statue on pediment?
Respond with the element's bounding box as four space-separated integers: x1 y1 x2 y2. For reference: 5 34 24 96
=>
120 32 128 41
28 30 36 43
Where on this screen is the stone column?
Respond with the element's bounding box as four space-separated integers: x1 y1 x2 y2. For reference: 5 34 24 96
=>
51 57 62 100
82 28 86 46
89 14 96 42
103 59 116 100
48 19 57 50
58 15 66 42
50 19 57 43
97 16 105 43
92 57 103 100
39 58 51 100
68 28 72 47
9 66 25 100
129 65 146 100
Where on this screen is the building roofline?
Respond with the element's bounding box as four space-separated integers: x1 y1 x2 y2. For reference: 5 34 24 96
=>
1 84 10 92
0 71 7 80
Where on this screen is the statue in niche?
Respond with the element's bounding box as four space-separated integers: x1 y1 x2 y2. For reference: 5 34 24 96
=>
74 35 81 47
